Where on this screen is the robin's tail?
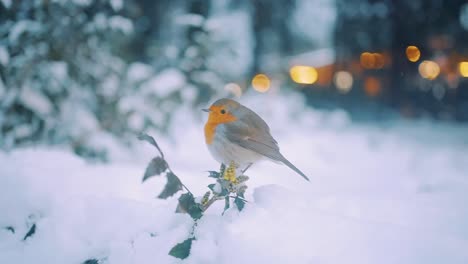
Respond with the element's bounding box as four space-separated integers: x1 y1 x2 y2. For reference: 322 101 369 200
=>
280 157 310 181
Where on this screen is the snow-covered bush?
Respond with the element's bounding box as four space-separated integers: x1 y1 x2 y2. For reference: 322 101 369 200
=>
0 0 136 158
0 1 254 159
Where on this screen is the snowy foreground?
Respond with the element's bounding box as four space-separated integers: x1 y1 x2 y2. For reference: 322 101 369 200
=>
1 95 468 264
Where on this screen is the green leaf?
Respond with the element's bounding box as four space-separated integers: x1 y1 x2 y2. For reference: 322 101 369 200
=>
23 223 36 241
234 196 245 211
219 164 226 174
207 183 216 192
169 238 194 259
142 157 167 182
4 226 15 234
82 259 99 264
137 133 164 157
178 193 203 220
222 196 230 214
158 172 183 199
218 184 229 196
208 171 220 178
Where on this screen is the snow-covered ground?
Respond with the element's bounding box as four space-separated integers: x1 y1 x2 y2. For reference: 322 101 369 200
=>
1 94 468 264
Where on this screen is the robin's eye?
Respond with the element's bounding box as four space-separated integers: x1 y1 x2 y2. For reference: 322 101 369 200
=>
220 109 226 114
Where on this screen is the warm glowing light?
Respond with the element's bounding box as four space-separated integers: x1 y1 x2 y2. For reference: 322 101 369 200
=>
224 83 242 97
360 52 385 69
459 62 468 77
289 65 318 84
251 74 270 92
360 52 374 69
406 46 421 62
364 77 381 97
333 71 353 93
373 53 385 69
418 60 440 80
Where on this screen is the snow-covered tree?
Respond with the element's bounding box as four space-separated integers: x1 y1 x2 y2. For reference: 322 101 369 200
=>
0 0 135 157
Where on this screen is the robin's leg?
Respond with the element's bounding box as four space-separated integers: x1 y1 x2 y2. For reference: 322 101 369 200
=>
242 163 253 174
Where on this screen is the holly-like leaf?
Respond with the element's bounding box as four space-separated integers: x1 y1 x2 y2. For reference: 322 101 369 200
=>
178 193 203 220
169 238 194 259
137 133 164 158
208 171 220 178
142 157 167 182
23 223 36 241
82 259 99 264
234 196 245 211
4 226 15 233
207 184 216 192
222 196 230 214
158 172 183 199
218 183 229 196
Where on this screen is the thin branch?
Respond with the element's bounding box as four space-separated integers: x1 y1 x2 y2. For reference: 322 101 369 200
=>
201 195 224 212
229 195 249 203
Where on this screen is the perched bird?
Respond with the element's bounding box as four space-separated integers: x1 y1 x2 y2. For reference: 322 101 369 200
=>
203 98 309 181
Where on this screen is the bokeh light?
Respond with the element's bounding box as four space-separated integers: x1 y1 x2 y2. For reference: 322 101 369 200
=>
418 60 440 80
360 52 374 69
459 62 468 77
406 46 421 62
364 76 381 97
251 74 271 93
333 71 353 93
224 82 242 97
373 53 385 69
289 65 318 84
360 52 385 69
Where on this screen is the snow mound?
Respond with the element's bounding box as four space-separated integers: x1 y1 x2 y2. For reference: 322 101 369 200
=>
1 95 468 263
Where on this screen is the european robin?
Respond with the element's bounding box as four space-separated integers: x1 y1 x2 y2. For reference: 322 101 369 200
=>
203 98 309 181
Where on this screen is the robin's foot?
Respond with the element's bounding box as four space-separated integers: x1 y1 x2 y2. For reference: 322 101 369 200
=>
223 161 238 183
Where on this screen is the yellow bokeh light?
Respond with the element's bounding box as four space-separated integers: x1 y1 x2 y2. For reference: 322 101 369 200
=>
224 82 242 97
251 74 270 93
459 62 468 77
418 60 440 80
406 46 421 62
333 71 353 93
289 65 318 84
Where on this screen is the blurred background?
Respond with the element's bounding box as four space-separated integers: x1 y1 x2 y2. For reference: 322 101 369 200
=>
1 0 468 159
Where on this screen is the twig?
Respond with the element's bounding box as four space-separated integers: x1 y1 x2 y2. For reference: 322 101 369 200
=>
176 180 192 195
201 195 224 212
228 195 249 203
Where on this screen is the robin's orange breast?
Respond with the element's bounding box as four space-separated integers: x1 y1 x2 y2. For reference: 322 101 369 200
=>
204 105 237 145
204 122 217 144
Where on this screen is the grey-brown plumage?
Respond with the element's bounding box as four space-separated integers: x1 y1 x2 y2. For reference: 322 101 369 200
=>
207 98 310 181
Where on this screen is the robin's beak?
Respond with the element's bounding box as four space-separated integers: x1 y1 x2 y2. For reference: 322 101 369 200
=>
202 108 210 112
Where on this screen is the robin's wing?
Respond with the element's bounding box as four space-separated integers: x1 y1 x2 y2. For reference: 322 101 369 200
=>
224 107 310 181
223 109 282 162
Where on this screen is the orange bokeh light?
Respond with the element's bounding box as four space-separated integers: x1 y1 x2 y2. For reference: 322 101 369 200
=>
364 76 381 97
406 46 421 62
360 52 385 69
